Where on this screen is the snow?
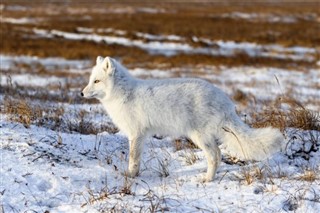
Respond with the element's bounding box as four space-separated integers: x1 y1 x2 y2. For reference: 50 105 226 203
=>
192 37 316 61
1 5 28 11
135 32 183 41
0 73 65 87
33 28 192 57
0 16 42 25
215 12 319 23
96 28 126 36
0 54 91 71
136 7 167 14
78 27 183 42
31 28 317 61
1 119 319 212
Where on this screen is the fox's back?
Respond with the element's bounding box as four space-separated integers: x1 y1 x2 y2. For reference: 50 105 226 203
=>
120 78 235 136
136 78 234 112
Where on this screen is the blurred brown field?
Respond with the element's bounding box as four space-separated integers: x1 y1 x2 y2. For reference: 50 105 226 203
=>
1 0 319 69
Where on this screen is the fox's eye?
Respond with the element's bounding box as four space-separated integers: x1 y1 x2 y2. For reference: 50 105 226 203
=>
94 80 100 84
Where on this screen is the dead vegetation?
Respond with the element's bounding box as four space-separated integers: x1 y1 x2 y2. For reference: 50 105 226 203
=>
298 170 317 182
174 138 198 151
232 163 319 186
3 98 42 128
2 94 118 135
250 98 320 132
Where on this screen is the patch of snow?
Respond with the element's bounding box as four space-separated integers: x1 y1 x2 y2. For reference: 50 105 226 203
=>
96 28 127 36
66 7 169 15
31 28 317 61
78 27 183 42
216 12 319 23
193 37 316 61
0 16 42 25
3 5 28 11
33 28 192 57
135 32 183 41
136 7 167 14
76 27 94 33
0 54 91 70
0 74 66 87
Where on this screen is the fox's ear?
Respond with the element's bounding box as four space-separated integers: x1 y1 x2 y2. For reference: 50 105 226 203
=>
102 57 115 75
96 56 104 65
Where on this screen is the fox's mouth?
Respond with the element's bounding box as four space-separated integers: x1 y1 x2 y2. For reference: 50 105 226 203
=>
81 92 97 99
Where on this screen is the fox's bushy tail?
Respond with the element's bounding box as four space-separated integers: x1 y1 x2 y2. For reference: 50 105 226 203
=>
221 117 284 161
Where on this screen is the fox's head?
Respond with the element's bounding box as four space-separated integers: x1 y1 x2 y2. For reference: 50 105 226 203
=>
81 56 116 100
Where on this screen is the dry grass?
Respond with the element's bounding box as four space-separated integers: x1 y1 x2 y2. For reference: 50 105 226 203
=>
288 108 320 131
81 177 169 212
66 110 119 135
234 165 274 185
3 96 63 128
155 158 170 178
174 138 198 151
298 170 317 182
184 149 200 166
250 96 320 132
232 163 318 186
0 74 96 104
2 94 118 135
3 98 42 128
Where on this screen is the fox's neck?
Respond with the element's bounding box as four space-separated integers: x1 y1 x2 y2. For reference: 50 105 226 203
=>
101 71 137 103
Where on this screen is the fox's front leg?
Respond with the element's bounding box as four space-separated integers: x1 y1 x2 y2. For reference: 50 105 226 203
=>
126 136 145 178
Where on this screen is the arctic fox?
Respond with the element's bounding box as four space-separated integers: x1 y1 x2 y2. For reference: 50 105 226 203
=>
81 56 284 182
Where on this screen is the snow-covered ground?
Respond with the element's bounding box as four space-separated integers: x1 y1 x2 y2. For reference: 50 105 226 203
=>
1 54 320 212
1 114 320 212
1 4 320 211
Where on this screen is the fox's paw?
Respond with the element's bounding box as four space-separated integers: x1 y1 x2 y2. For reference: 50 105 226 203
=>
197 173 214 183
121 170 139 178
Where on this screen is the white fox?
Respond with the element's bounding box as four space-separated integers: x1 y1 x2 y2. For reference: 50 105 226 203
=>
82 56 284 182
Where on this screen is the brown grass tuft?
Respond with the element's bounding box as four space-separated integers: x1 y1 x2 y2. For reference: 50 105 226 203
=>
66 110 119 135
288 108 320 131
298 170 317 182
4 98 43 128
251 108 287 132
174 138 198 151
251 97 319 132
232 89 249 105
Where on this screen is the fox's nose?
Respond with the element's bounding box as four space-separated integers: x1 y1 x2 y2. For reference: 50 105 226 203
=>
81 92 84 97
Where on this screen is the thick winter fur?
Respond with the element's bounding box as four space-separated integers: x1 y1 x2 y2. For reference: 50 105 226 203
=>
82 56 284 182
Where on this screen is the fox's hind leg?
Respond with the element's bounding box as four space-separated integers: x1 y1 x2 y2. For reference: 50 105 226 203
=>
126 135 146 178
189 132 221 182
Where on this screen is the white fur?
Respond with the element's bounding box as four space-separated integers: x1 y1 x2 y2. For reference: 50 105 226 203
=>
82 56 284 182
